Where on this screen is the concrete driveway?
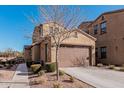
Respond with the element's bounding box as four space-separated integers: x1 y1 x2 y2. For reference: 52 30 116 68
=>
61 67 124 88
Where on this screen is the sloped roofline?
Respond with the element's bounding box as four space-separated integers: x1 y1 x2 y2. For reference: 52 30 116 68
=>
88 8 124 26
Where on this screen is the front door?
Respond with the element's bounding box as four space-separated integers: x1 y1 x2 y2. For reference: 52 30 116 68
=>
45 43 48 62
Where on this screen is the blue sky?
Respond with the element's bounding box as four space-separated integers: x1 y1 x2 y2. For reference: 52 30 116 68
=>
0 5 124 52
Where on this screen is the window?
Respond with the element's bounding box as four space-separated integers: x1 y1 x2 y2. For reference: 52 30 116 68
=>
83 29 89 34
86 30 89 34
45 43 48 62
101 16 104 20
95 48 98 58
40 28 43 36
94 25 98 34
100 21 107 34
100 47 107 59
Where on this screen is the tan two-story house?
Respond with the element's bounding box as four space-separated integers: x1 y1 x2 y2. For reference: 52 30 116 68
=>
24 22 96 67
79 9 124 66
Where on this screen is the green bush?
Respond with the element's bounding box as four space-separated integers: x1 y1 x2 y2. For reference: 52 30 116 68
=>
38 70 45 76
53 82 62 88
31 64 41 74
97 63 103 67
0 65 3 68
30 80 39 85
1 62 5 66
45 62 56 72
108 65 115 69
6 64 12 69
119 67 124 72
30 77 46 85
26 61 32 68
69 76 75 83
59 70 65 76
113 67 124 72
11 60 15 65
7 61 11 65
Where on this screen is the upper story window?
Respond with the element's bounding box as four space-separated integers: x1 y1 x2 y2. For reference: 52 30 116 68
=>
100 21 107 34
101 16 105 20
100 47 107 59
40 28 43 36
83 29 89 34
94 25 98 34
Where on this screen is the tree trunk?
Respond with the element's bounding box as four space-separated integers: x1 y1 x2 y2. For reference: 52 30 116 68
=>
55 46 59 80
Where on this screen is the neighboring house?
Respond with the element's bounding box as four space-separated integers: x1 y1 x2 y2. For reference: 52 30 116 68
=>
24 22 96 67
24 45 32 62
78 21 93 33
79 9 124 65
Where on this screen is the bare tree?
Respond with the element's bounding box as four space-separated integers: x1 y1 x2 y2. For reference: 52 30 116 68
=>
27 5 86 80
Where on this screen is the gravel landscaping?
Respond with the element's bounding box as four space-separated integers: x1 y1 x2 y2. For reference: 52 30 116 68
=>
29 72 94 88
0 64 17 81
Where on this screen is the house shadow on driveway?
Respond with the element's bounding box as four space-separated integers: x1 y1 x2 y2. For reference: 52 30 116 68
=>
17 72 29 76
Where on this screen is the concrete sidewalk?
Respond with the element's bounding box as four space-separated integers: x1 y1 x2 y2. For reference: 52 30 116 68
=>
61 67 124 88
10 63 30 88
0 63 30 88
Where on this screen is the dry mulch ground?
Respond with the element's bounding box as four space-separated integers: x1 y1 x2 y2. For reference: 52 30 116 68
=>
29 72 94 88
0 65 17 81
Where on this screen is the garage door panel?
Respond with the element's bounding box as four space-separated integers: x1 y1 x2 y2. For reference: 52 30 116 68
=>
58 47 90 67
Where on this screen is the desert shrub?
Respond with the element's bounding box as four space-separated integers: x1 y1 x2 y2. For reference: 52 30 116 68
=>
30 79 39 85
11 60 16 65
113 67 124 72
69 76 75 83
38 70 45 76
2 62 5 66
45 62 56 72
59 70 65 76
119 67 124 72
30 77 46 85
108 65 115 69
0 65 3 68
122 64 124 67
31 64 41 74
6 64 12 69
26 61 32 68
7 61 11 65
97 63 103 67
53 82 62 88
38 77 46 84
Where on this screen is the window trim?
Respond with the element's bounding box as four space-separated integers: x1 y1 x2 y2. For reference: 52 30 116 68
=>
100 21 107 34
100 46 107 59
95 48 98 58
101 16 105 20
93 24 98 35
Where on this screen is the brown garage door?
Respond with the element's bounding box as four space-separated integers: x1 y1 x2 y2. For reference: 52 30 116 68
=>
58 45 90 67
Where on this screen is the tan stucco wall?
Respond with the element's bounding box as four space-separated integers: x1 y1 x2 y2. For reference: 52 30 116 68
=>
40 39 51 62
30 23 96 66
31 44 40 61
84 11 124 65
24 48 31 62
51 30 96 66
